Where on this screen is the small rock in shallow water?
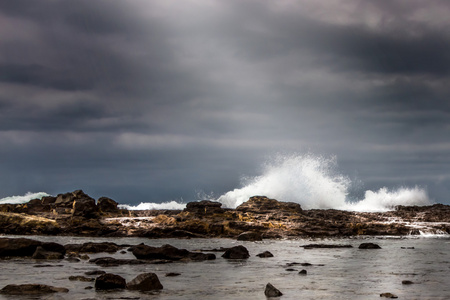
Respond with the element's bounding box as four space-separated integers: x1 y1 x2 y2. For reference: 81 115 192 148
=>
85 270 106 276
298 269 307 275
402 280 414 285
256 251 274 258
221 245 250 259
69 276 94 282
380 292 398 298
0 284 69 295
264 283 283 297
165 272 181 277
359 243 381 249
126 273 163 291
95 273 126 290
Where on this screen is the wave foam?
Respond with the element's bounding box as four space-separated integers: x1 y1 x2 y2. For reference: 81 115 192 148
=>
0 192 50 205
119 201 186 210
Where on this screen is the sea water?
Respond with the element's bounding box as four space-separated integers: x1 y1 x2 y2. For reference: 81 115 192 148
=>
1 235 449 300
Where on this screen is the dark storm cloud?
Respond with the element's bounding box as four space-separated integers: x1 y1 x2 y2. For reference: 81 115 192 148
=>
1 0 450 204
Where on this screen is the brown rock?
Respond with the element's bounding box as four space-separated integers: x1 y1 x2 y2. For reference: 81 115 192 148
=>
237 231 263 241
222 245 250 259
264 282 283 297
0 237 41 257
237 196 302 214
97 197 119 213
0 284 69 295
95 273 126 290
184 200 224 215
127 273 163 291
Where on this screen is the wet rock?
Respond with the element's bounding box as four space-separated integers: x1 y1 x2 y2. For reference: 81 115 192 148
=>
69 276 95 282
256 251 274 258
237 196 302 214
402 280 414 285
126 273 163 291
285 268 296 271
298 269 307 275
89 257 149 266
221 245 250 259
132 244 211 261
97 197 119 213
85 270 106 276
95 273 126 290
72 197 99 219
65 242 121 253
184 200 224 215
237 231 263 241
0 284 69 295
0 237 41 257
188 252 216 261
301 244 353 249
380 292 398 298
359 243 382 249
165 272 181 277
32 246 64 259
264 282 283 297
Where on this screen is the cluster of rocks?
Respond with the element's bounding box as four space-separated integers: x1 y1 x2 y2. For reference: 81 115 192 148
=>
1 190 450 238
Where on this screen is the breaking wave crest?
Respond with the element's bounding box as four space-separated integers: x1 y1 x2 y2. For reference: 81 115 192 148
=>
0 192 50 205
217 154 432 212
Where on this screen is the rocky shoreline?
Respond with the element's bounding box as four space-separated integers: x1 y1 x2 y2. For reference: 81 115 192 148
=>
1 190 450 238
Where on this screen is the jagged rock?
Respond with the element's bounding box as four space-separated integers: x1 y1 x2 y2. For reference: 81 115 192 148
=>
97 197 119 213
32 246 64 259
237 196 302 214
237 231 263 241
72 197 99 219
264 283 283 297
126 273 163 291
95 273 126 290
184 200 224 215
256 251 274 258
0 284 69 295
359 243 382 249
380 292 398 298
222 245 250 259
0 237 42 257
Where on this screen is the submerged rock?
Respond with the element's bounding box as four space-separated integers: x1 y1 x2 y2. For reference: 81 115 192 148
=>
0 284 69 295
222 245 250 259
380 292 398 298
127 273 163 291
0 237 42 257
132 244 213 261
264 282 283 297
95 273 126 290
32 246 64 259
256 251 274 258
301 244 353 249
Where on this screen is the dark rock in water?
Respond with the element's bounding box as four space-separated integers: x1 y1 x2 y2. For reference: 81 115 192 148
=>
285 268 296 271
132 244 211 261
359 243 382 249
237 196 302 213
65 242 121 253
222 245 250 259
237 231 263 241
89 257 149 266
69 275 95 282
188 252 216 261
127 273 163 291
85 270 106 276
264 282 283 297
298 269 307 275
95 273 126 290
301 244 353 249
402 280 414 285
32 246 64 259
165 272 181 277
0 284 69 295
401 247 415 249
256 251 274 258
184 200 224 215
97 197 119 213
380 292 398 298
41 242 66 255
0 237 41 257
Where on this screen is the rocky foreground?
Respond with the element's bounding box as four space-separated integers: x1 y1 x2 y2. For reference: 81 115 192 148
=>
1 190 450 238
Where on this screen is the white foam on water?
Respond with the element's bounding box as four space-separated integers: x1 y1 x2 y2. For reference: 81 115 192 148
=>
119 201 186 210
0 192 50 205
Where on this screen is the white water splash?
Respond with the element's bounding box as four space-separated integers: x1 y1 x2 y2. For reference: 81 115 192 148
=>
119 201 186 210
0 192 50 205
217 154 432 211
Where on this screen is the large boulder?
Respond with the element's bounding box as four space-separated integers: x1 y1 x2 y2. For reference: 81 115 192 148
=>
132 244 190 260
97 197 119 213
95 273 126 290
0 238 41 257
126 273 163 291
0 284 68 295
72 197 99 219
184 200 224 215
221 245 250 259
236 196 302 214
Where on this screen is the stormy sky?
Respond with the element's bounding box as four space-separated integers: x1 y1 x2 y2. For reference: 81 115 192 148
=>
1 0 450 205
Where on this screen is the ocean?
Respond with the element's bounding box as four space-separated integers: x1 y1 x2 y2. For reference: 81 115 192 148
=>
1 235 449 299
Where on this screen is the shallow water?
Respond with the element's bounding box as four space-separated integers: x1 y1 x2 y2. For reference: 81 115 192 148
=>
1 235 449 299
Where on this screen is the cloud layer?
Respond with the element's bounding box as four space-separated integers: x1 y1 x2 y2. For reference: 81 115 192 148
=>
1 0 450 205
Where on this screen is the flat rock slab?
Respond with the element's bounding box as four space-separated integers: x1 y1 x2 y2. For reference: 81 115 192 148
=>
0 284 69 295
